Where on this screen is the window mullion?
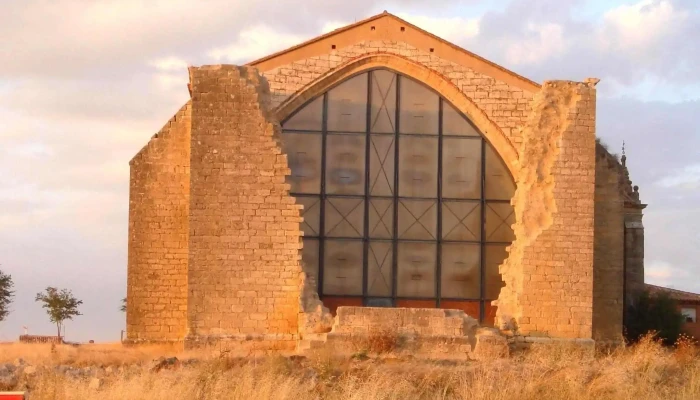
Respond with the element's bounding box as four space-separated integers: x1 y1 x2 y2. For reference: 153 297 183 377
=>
362 72 371 302
391 74 401 306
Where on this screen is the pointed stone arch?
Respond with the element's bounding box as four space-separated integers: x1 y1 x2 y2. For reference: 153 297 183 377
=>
274 52 520 177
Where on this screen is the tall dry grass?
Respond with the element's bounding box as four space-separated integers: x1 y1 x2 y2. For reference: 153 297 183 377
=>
1 334 698 400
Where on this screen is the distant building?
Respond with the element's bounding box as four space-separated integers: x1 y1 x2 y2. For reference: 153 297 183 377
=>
646 284 700 338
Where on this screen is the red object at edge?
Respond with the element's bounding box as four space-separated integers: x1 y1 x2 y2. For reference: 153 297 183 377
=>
0 392 25 400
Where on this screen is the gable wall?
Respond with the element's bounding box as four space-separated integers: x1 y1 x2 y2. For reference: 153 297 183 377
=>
259 40 534 148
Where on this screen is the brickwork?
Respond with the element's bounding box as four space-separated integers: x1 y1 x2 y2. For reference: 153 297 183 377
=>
127 102 191 341
259 40 534 147
496 80 597 339
592 145 625 342
185 65 302 345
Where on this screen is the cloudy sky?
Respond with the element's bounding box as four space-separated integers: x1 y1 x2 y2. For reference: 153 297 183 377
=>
0 0 698 342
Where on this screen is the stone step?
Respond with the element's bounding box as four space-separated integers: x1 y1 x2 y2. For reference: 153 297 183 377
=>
296 333 328 352
296 339 327 352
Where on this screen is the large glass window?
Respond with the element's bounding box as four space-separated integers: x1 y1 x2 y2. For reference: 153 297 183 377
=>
281 69 515 323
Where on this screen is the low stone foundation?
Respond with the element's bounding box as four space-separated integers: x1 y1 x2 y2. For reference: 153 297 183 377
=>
183 334 297 355
508 335 596 356
19 335 63 344
297 307 509 360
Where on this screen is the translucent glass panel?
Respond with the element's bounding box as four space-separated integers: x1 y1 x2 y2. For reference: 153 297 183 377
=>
368 241 393 296
325 198 364 237
443 102 479 136
370 70 397 133
369 135 395 196
368 198 393 238
442 138 481 199
441 243 480 298
485 143 515 200
399 78 439 134
398 200 437 240
323 240 363 295
298 196 320 237
398 136 438 197
281 133 322 194
397 242 436 297
282 96 323 131
484 244 507 299
442 201 480 241
326 134 365 195
327 73 368 132
485 202 515 242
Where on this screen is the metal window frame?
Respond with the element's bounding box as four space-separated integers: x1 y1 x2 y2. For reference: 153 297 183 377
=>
282 68 514 323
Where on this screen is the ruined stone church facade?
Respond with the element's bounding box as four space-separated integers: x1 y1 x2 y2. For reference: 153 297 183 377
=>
126 12 646 352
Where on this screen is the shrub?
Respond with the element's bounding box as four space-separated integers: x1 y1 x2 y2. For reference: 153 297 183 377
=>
624 290 685 346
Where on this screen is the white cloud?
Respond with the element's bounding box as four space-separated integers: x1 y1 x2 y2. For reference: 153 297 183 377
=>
656 164 700 190
645 260 693 290
148 56 189 72
504 22 567 65
207 25 307 64
4 142 54 159
600 0 688 51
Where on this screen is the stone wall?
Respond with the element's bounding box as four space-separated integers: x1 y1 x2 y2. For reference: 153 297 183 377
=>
259 40 534 147
592 145 624 342
126 103 191 341
19 335 63 344
624 209 645 308
185 65 303 348
332 307 477 337
496 80 597 339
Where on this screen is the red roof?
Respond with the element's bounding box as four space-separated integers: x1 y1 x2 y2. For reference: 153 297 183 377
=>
645 284 700 304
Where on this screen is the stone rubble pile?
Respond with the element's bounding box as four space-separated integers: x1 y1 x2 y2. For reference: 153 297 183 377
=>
0 356 199 391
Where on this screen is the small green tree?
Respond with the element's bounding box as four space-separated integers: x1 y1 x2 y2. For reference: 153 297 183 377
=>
0 268 14 322
35 287 83 338
120 297 127 312
624 290 685 346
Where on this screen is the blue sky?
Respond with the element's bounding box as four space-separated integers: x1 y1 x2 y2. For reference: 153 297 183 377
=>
0 0 698 342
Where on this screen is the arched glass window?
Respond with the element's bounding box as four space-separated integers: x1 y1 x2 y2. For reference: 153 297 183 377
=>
281 69 515 324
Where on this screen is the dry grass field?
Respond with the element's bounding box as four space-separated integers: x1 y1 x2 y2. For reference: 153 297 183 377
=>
0 334 698 400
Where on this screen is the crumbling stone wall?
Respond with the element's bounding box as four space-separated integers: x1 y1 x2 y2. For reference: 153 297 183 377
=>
185 65 302 347
592 145 624 342
127 102 191 341
257 40 534 146
496 80 597 339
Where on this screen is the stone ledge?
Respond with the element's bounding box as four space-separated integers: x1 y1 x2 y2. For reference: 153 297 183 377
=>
184 334 298 353
297 328 508 361
508 335 596 355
